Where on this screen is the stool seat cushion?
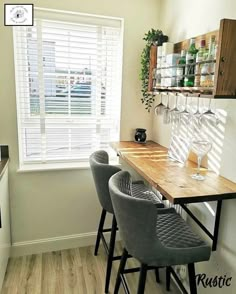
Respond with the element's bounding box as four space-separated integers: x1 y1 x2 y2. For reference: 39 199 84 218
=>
157 209 205 249
143 208 211 267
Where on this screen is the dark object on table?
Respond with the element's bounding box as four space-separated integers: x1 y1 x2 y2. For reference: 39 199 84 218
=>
135 128 147 143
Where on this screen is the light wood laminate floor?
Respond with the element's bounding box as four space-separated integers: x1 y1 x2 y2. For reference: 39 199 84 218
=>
2 242 180 294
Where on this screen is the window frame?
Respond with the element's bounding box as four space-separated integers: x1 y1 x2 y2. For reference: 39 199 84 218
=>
13 8 124 170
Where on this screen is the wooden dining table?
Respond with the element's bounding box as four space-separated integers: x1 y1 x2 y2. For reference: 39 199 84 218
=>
111 140 236 250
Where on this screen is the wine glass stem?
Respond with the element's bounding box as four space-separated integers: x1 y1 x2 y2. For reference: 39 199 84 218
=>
197 156 202 176
185 96 187 111
208 98 212 111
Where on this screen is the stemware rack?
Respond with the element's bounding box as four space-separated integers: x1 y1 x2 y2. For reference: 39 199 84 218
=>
148 18 236 99
152 88 214 99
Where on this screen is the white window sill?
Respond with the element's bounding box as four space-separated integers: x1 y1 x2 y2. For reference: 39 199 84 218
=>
17 160 120 173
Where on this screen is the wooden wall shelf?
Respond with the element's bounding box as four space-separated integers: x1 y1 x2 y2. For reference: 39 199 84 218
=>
148 18 236 99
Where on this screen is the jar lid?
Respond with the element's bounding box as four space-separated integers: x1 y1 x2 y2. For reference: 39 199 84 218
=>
136 128 146 132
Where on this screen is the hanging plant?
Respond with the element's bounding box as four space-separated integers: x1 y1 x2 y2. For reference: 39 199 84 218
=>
140 29 168 111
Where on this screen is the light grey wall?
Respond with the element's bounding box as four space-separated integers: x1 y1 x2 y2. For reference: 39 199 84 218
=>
153 0 236 293
0 0 161 247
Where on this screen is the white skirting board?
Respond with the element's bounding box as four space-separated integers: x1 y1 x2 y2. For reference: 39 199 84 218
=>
11 231 119 257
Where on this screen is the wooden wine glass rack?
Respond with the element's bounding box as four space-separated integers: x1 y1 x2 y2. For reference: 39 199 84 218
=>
148 18 236 99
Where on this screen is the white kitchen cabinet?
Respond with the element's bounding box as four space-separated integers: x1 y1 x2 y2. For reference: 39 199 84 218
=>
0 164 11 290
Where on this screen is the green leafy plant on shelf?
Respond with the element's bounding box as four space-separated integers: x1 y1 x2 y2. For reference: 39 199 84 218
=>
140 29 168 111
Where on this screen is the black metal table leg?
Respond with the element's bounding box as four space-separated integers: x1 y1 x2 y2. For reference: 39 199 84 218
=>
212 200 222 251
181 200 223 251
188 263 197 294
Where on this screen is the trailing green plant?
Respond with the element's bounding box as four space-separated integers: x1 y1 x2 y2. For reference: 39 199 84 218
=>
140 29 168 111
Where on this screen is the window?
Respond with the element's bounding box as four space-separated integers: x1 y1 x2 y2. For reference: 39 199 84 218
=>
13 8 123 168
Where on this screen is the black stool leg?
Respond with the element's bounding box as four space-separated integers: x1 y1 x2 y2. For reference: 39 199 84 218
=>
94 209 106 256
188 263 197 294
155 268 160 283
114 248 128 294
166 266 171 291
137 264 148 294
105 215 117 293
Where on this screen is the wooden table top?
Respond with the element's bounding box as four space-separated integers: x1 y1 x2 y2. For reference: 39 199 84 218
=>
111 141 236 204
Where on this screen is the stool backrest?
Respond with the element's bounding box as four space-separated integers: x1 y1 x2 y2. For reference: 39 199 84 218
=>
89 150 121 213
109 171 163 262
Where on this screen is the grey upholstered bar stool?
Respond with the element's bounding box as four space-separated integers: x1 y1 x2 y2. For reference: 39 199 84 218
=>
109 171 211 294
89 150 164 293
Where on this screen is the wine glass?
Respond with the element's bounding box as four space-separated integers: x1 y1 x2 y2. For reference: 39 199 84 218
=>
170 93 180 124
200 98 219 127
191 139 212 181
180 94 190 115
163 93 171 124
178 94 191 130
191 95 202 130
155 94 165 115
193 94 201 117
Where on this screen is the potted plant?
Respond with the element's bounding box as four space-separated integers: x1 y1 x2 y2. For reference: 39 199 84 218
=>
140 29 168 111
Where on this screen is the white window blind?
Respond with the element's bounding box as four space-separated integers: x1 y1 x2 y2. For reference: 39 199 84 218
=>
13 8 123 168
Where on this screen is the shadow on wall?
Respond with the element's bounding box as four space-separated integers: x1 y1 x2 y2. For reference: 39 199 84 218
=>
169 95 227 175
154 94 228 230
167 96 236 294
